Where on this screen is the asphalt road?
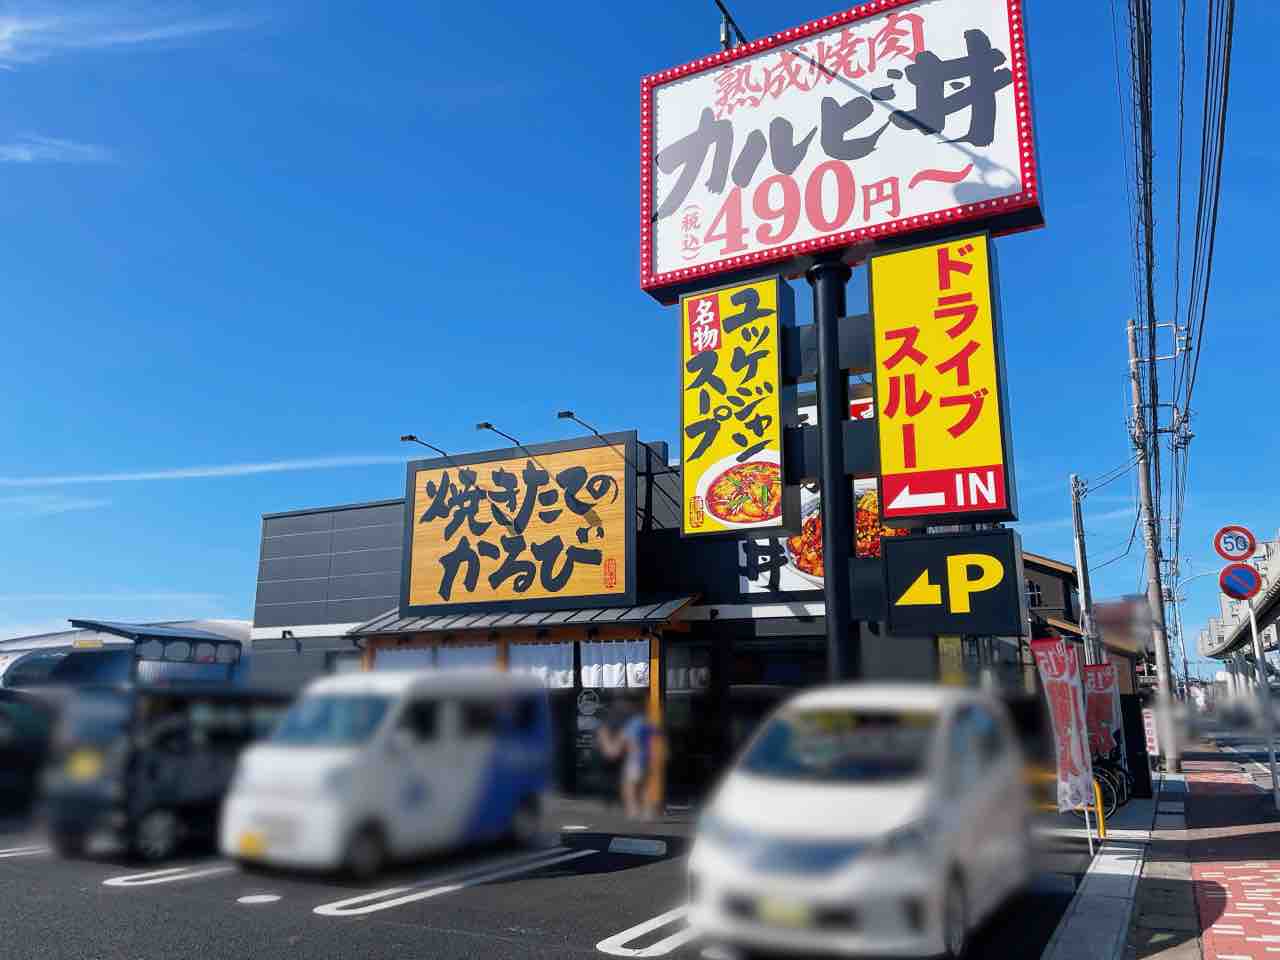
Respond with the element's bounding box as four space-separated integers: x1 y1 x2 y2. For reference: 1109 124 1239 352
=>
0 801 1091 960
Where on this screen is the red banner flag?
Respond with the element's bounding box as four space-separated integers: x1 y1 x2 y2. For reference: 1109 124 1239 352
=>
1031 637 1094 812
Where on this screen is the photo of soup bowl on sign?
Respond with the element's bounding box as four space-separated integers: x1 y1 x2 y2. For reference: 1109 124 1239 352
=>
694 450 783 530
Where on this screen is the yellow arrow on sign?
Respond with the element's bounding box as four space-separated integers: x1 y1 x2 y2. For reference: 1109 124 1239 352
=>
896 568 943 607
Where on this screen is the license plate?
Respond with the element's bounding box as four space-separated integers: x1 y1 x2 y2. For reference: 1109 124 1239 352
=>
65 749 103 782
757 897 813 928
237 831 267 857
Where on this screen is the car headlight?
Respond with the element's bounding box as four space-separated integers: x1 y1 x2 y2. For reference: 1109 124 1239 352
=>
876 818 938 858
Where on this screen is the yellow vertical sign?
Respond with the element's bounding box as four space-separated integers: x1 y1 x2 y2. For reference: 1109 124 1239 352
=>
679 277 791 536
870 234 1013 523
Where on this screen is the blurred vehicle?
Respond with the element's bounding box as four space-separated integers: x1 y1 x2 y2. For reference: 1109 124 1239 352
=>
42 685 290 860
0 622 247 691
0 689 58 813
221 669 553 880
687 685 1030 959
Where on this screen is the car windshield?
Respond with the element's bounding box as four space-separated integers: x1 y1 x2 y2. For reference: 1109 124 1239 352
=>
270 695 391 747
61 689 132 746
48 650 134 684
739 708 937 782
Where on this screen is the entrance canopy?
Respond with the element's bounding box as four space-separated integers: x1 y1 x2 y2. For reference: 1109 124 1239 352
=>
348 596 695 645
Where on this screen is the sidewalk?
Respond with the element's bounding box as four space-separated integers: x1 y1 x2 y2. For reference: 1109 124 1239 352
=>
1122 737 1280 960
1040 779 1160 960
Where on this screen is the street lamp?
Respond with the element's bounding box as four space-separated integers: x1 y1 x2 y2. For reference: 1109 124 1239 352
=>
399 434 451 458
1169 570 1219 698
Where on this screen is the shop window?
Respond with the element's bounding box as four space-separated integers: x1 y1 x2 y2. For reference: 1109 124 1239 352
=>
1025 579 1044 609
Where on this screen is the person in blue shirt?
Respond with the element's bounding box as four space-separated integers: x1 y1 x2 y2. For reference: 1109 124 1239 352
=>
598 699 654 819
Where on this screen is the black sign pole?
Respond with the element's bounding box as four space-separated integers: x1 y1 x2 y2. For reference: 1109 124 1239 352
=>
807 255 857 684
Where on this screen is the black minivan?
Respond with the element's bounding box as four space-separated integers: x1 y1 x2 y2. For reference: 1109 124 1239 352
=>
43 685 291 860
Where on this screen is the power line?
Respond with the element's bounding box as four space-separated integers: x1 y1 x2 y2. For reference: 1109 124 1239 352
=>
1095 511 1140 571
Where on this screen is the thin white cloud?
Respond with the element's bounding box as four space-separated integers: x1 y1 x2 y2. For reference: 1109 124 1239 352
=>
1014 506 1134 535
0 455 406 488
0 493 112 516
0 134 112 164
0 5 260 67
0 591 222 605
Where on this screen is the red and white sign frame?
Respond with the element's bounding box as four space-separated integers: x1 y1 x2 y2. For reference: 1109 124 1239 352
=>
640 0 1042 303
1214 524 1257 562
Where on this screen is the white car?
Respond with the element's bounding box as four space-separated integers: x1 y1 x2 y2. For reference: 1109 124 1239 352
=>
219 669 553 879
687 685 1031 958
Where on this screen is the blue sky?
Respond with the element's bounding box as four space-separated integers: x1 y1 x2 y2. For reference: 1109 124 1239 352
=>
0 2 1274 677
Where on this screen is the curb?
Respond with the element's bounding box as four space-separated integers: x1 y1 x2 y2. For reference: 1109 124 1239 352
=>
1039 774 1164 960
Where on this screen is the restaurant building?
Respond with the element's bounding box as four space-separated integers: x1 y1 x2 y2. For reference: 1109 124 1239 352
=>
249 426 1150 801
250 430 947 799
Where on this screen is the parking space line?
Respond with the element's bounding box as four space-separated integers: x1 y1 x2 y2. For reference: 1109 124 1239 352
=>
0 845 49 859
103 863 237 887
313 846 596 917
596 905 698 957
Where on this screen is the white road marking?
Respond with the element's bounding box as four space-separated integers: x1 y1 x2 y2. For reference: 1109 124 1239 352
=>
608 837 668 857
562 825 591 832
596 905 698 957
0 845 49 858
237 894 281 905
103 863 237 887
314 847 595 917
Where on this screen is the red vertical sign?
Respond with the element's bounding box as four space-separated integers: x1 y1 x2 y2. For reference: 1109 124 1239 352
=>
1083 662 1127 770
1031 638 1095 812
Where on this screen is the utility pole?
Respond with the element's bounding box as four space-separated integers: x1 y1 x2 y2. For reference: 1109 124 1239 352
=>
1070 474 1104 665
1127 318 1179 772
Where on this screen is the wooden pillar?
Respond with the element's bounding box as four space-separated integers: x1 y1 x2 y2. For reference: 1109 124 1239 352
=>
646 629 666 815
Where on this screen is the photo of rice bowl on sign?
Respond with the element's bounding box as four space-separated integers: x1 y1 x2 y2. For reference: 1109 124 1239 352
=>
785 484 910 586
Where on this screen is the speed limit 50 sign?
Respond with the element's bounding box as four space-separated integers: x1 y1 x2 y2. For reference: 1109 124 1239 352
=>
1214 525 1257 562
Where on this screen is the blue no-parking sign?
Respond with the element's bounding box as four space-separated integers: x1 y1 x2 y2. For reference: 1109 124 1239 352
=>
1219 562 1262 602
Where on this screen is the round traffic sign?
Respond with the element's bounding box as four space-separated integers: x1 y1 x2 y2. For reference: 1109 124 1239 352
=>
1220 562 1262 601
1214 524 1257 561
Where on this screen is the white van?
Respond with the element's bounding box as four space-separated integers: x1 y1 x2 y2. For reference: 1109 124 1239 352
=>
219 669 553 879
687 685 1031 959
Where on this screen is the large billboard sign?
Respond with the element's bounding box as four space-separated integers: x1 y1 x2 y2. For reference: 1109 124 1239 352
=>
641 0 1041 302
680 276 795 537
870 232 1016 523
401 434 636 615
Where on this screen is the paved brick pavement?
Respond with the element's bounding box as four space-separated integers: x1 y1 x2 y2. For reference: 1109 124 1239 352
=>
1187 750 1280 960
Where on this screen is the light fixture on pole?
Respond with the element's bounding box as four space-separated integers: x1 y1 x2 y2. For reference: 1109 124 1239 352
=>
556 410 678 478
399 435 451 458
476 422 523 447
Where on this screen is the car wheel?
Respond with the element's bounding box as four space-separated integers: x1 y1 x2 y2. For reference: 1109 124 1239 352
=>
51 831 86 859
133 809 181 862
941 874 968 960
510 795 541 847
344 825 386 882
